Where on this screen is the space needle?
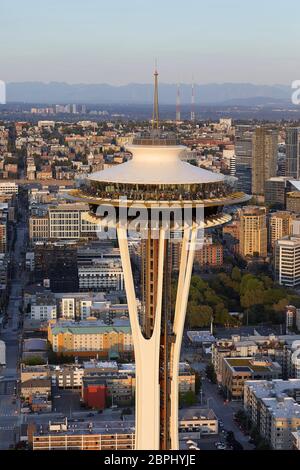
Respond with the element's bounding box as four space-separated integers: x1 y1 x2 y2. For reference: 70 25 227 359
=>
71 69 250 450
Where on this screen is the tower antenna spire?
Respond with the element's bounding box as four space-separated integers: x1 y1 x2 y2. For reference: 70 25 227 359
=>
152 61 159 130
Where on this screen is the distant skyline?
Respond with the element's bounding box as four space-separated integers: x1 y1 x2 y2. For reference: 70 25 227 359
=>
1 0 300 85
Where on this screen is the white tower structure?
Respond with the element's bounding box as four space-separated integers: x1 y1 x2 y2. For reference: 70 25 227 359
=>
70 71 250 450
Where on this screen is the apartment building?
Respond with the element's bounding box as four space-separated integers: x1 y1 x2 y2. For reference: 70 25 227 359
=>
29 215 50 241
260 397 300 449
78 259 124 292
239 206 267 258
269 211 294 248
286 192 300 213
275 236 300 287
171 236 223 271
244 379 300 429
54 292 129 322
29 203 97 242
222 357 282 399
30 293 57 321
47 320 133 358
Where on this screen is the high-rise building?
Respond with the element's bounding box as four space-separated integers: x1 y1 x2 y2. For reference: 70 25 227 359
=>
235 125 253 194
275 236 300 287
69 72 249 450
287 192 300 213
286 128 300 179
252 127 278 202
239 206 267 258
269 211 294 248
265 176 291 209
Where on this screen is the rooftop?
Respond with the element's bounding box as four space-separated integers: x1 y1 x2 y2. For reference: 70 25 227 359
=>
88 144 225 186
34 419 135 437
179 408 217 421
244 379 300 399
49 319 131 335
225 357 281 373
262 397 300 419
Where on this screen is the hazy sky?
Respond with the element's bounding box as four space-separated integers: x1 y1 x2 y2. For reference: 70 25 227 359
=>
1 0 300 85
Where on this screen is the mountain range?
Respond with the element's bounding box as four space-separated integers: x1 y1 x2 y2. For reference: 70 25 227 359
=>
4 82 293 106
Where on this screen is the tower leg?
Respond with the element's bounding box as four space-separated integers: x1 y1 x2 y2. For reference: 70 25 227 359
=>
117 225 165 450
117 224 197 450
170 225 197 450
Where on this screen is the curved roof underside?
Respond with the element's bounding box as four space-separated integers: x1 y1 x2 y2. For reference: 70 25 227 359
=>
89 144 225 185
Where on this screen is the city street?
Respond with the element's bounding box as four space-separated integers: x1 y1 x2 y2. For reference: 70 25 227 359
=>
184 355 254 450
200 374 254 449
0 195 28 449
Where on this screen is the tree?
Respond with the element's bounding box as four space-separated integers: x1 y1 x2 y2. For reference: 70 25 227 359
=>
231 266 241 282
205 364 217 384
186 304 213 328
23 356 46 366
180 391 197 407
194 372 202 395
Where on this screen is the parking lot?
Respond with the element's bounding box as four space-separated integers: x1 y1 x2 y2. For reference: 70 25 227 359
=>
52 388 81 414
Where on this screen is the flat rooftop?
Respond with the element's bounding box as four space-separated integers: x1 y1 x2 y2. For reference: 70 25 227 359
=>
225 357 281 373
34 420 135 437
245 379 300 399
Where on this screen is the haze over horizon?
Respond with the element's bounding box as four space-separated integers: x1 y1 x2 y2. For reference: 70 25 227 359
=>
1 0 300 86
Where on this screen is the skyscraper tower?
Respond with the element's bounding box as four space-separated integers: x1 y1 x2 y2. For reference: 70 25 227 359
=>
70 72 250 450
286 127 300 179
191 81 195 122
176 83 181 124
252 127 278 202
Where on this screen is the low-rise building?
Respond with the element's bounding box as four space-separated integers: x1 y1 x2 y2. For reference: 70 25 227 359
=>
179 408 218 435
212 334 286 383
30 293 57 321
260 397 300 450
78 259 124 292
30 394 52 413
20 364 50 383
31 418 135 450
47 319 133 359
21 378 51 400
244 379 300 428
